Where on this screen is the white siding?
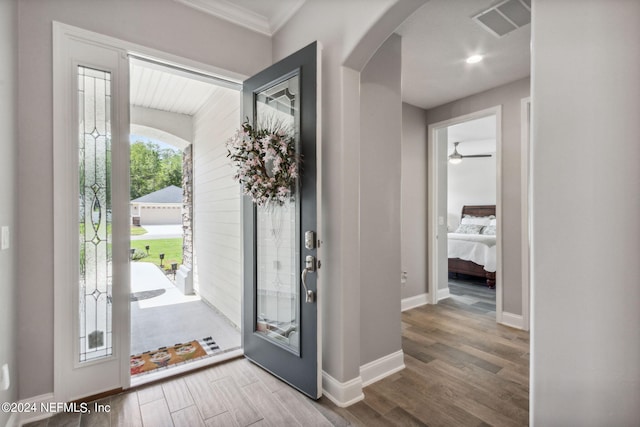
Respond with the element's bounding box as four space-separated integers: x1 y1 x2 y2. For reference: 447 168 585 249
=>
192 87 242 327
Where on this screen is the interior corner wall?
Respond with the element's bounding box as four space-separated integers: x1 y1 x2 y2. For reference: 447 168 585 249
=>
360 34 403 366
426 77 530 316
192 88 242 328
531 1 640 424
0 0 19 424
17 0 271 399
400 102 428 300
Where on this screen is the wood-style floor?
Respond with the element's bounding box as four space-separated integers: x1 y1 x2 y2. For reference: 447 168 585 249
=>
28 297 529 427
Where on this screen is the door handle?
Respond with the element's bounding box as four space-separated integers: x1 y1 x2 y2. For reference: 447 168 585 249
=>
301 255 315 303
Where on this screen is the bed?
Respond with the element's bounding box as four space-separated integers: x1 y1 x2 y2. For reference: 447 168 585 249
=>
448 205 497 288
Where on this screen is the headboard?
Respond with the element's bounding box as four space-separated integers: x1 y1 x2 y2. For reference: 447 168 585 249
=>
461 205 496 218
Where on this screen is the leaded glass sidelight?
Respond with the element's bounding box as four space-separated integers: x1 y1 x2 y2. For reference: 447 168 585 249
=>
78 66 113 362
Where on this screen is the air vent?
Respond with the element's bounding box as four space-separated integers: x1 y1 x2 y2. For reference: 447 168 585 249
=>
473 0 531 38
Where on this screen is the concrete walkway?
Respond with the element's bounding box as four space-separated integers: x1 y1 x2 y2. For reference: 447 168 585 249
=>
131 224 182 240
130 262 240 355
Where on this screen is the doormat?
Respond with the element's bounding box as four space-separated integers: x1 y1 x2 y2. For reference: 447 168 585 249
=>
130 337 221 376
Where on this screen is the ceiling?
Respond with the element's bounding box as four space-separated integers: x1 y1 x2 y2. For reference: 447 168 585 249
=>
130 59 226 116
158 0 530 113
396 0 531 109
447 115 496 155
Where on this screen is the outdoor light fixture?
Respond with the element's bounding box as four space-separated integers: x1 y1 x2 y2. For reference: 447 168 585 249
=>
145 245 150 255
171 263 178 279
159 253 165 267
129 248 135 259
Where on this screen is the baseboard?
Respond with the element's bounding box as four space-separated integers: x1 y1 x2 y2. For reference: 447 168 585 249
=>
360 350 405 387
437 287 450 301
5 413 18 427
500 312 525 330
401 293 429 311
16 393 55 426
321 371 364 408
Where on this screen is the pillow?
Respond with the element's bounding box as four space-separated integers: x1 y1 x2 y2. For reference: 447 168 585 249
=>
460 215 494 226
454 224 484 234
481 225 496 235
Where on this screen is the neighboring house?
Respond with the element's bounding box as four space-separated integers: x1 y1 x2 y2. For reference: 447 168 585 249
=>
130 185 182 226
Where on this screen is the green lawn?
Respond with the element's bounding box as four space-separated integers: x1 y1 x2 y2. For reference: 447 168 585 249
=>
130 238 183 268
130 226 148 236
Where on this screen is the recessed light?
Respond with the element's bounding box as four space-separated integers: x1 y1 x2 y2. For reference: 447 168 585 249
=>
466 54 484 64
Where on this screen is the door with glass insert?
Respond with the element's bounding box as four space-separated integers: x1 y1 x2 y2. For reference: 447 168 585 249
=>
242 42 321 399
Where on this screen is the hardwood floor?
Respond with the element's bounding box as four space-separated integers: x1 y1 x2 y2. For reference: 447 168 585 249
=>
28 298 529 427
448 275 497 313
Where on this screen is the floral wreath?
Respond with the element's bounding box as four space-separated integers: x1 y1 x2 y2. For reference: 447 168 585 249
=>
226 121 301 207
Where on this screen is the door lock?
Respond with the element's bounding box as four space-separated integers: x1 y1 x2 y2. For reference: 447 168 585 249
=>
305 230 316 250
301 255 316 303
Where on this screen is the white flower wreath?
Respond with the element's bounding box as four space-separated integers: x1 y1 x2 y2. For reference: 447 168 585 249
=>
226 121 301 207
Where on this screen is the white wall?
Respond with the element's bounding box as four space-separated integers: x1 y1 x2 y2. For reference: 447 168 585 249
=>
360 34 403 366
427 77 530 315
401 103 428 300
531 1 640 424
192 87 242 328
0 0 19 424
17 0 270 399
447 155 496 230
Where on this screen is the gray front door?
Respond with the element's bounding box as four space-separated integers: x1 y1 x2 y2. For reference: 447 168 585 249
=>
242 42 320 399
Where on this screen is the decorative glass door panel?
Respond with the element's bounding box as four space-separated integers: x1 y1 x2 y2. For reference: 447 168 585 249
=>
243 42 320 399
255 75 301 352
78 66 113 362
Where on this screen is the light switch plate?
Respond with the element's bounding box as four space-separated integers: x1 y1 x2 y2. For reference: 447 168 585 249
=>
1 226 9 250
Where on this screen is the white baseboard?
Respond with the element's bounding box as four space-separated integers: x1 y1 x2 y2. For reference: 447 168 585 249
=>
321 371 364 408
360 350 405 387
500 312 525 330
437 287 450 301
5 413 18 427
16 393 55 426
401 293 429 311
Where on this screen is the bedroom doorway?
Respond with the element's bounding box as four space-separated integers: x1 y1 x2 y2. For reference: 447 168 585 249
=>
427 106 502 322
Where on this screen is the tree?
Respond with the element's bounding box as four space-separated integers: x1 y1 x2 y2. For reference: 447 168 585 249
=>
130 141 182 200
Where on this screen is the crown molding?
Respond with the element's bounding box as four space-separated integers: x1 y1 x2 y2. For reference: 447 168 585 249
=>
175 0 271 35
175 0 305 36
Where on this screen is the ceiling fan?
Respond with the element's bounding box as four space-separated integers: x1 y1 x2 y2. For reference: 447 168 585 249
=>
448 142 492 164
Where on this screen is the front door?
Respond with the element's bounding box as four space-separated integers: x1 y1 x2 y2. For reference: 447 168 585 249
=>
242 42 321 399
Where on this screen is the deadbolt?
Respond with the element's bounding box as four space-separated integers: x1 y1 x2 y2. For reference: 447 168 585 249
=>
305 230 316 250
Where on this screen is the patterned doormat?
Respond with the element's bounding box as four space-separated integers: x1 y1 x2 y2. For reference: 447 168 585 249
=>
130 337 221 376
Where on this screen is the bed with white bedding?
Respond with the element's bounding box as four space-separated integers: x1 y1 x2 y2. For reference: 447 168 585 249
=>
448 205 497 288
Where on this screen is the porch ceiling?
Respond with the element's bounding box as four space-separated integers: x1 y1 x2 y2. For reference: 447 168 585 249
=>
130 59 226 116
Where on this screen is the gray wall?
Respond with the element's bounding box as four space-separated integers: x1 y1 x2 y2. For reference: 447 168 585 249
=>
0 0 19 423
400 103 428 300
272 0 424 385
17 0 271 399
531 0 640 424
426 77 530 315
360 34 403 365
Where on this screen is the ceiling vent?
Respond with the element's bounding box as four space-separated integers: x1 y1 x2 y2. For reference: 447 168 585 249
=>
473 0 531 38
